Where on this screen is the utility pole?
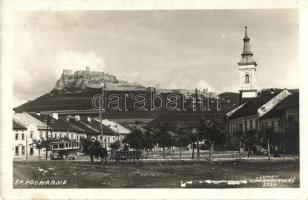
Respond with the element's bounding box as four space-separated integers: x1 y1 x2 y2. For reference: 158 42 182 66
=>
26 135 28 160
99 82 106 148
45 114 49 160
67 116 70 139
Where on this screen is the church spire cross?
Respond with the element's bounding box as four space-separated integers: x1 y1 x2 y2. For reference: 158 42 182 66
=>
243 26 249 40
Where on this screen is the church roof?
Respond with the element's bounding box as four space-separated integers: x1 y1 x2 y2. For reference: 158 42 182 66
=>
238 26 257 66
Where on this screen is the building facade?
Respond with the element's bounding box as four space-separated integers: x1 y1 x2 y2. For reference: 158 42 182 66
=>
226 89 299 153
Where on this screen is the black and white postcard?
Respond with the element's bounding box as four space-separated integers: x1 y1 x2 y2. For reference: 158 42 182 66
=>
1 0 307 199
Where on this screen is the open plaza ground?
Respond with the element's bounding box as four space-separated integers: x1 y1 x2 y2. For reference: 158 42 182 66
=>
13 152 299 188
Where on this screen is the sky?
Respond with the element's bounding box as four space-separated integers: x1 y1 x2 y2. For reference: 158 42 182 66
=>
13 9 298 106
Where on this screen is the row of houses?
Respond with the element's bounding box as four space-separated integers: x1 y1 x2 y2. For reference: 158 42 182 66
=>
13 112 131 159
226 88 299 153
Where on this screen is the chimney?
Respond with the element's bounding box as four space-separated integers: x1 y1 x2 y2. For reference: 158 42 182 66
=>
52 113 58 120
270 88 275 94
74 115 80 121
257 92 262 98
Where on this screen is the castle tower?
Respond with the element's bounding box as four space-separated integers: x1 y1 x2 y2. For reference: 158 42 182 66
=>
238 26 257 103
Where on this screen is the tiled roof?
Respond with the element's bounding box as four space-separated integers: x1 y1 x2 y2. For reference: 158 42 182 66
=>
13 112 47 130
260 92 299 119
100 119 131 135
28 113 84 133
227 90 283 120
13 120 27 130
80 118 115 136
68 119 100 135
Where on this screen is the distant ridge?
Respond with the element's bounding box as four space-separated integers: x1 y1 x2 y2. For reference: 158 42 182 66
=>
14 67 241 116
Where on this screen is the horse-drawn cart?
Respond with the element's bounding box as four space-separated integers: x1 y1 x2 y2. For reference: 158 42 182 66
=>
110 150 143 162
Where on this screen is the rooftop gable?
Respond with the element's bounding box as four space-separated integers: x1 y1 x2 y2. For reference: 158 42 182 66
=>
13 120 27 130
227 89 284 120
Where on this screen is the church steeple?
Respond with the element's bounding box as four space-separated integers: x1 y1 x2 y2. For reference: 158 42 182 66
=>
237 26 258 103
238 26 257 66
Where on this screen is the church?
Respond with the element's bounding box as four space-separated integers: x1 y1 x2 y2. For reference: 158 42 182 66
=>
226 27 299 154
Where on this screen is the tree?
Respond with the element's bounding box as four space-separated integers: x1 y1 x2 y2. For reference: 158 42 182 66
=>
284 115 299 153
123 129 144 150
109 140 121 150
260 126 274 160
197 118 208 159
174 127 191 160
234 130 244 159
205 120 226 161
156 122 173 159
80 137 108 163
190 127 198 159
142 131 156 157
244 129 258 158
32 138 56 160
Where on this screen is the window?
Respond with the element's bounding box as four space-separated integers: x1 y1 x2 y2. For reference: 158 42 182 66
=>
21 133 25 140
39 131 43 138
71 134 73 139
245 74 250 83
30 131 33 139
255 120 258 129
30 147 34 155
15 146 19 156
22 146 25 155
278 120 282 129
272 121 275 127
239 124 243 132
249 120 253 130
15 133 18 140
244 121 247 131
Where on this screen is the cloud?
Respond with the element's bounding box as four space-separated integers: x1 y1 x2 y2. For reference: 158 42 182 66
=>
13 49 106 106
197 80 216 92
165 79 216 92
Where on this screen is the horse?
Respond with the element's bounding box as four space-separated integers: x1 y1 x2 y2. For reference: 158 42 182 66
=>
81 139 108 163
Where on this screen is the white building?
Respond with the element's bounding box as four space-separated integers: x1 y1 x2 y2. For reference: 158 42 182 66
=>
13 112 48 159
13 112 86 160
99 119 131 142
